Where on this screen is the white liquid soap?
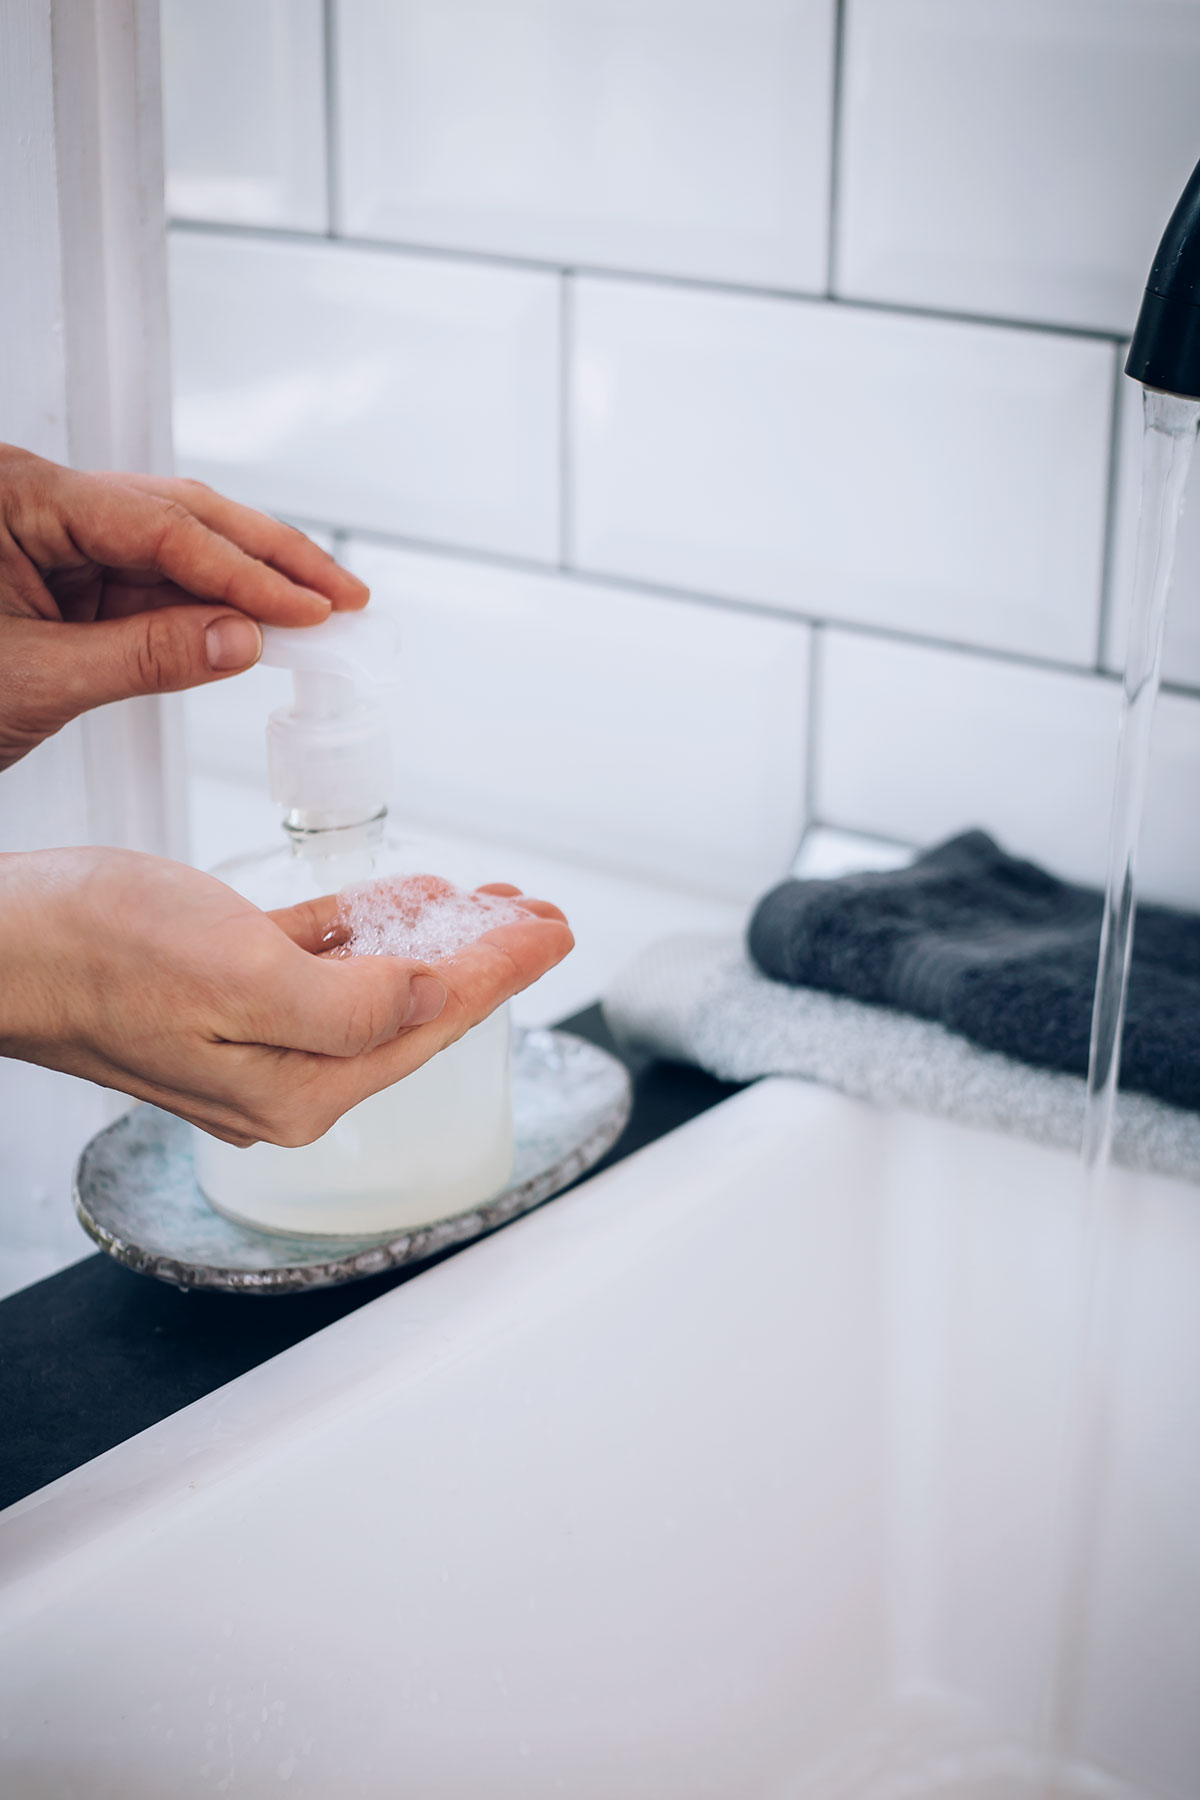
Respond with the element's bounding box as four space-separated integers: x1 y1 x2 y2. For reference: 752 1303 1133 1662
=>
192 611 516 1238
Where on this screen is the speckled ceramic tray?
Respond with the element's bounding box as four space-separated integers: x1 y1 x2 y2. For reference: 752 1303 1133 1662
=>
74 1029 632 1295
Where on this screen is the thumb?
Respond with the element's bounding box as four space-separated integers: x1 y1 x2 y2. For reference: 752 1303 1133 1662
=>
0 609 264 771
50 606 264 710
237 939 449 1059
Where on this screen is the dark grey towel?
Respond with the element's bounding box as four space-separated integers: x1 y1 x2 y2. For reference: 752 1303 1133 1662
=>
748 830 1200 1113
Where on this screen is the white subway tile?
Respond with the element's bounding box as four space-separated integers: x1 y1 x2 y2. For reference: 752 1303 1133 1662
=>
1105 373 1200 689
572 279 1112 664
343 543 812 899
169 233 560 562
335 0 835 292
817 630 1200 907
836 0 1200 334
1138 690 1200 909
162 0 328 231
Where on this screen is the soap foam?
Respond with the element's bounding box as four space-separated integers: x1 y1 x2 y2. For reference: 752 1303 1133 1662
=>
333 874 529 964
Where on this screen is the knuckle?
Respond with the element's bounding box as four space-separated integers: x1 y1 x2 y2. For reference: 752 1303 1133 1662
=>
312 968 404 1058
128 611 186 691
148 494 198 557
339 987 393 1056
151 476 210 508
156 495 193 527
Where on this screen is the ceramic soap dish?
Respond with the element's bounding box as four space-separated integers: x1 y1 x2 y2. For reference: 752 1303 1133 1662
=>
74 1029 632 1295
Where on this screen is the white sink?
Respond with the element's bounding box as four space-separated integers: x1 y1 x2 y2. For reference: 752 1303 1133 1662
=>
2 1080 1198 1798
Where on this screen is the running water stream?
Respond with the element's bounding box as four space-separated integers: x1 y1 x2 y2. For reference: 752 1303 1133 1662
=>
1082 390 1200 1172
1034 386 1200 1795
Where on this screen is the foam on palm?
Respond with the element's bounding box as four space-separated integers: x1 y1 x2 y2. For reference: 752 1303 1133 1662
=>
335 874 529 963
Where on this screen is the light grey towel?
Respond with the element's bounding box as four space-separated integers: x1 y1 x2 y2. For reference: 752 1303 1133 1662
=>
603 934 1200 1184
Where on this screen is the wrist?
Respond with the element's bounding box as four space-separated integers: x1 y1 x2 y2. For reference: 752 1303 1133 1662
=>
0 849 89 1057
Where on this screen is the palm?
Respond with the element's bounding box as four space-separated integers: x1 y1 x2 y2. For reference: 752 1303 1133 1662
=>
0 846 572 1147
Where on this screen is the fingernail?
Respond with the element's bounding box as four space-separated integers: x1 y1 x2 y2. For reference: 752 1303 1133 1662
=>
402 974 446 1028
205 616 263 672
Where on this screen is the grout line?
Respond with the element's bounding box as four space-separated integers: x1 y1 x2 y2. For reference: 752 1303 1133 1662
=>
321 0 341 236
288 522 1200 709
165 217 1127 346
303 519 558 581
558 274 573 569
1094 343 1129 672
830 291 1122 345
804 623 824 826
825 0 849 297
279 511 1144 687
563 566 1126 683
170 215 564 271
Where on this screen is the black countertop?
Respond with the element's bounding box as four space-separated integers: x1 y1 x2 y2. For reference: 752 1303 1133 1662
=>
0 1006 744 1512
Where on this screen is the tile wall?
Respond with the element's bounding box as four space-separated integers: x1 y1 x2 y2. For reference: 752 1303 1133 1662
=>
167 0 1200 941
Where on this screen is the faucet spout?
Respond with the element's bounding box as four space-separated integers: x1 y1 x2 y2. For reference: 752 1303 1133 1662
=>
1126 156 1200 400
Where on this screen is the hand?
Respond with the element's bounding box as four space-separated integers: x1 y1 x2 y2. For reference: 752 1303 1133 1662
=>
0 443 368 771
0 849 573 1146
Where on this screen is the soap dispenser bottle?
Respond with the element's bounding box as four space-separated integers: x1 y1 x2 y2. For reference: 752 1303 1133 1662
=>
192 612 515 1238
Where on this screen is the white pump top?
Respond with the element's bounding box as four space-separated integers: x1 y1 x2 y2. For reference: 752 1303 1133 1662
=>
259 612 399 822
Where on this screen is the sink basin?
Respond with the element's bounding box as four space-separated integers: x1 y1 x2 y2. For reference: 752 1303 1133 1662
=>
1 1080 1198 1798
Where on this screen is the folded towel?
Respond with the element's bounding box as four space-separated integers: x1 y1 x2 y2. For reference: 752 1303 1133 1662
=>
603 934 1200 1183
748 829 1200 1114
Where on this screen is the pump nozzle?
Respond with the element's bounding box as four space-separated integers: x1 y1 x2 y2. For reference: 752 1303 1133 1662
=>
1127 156 1200 401
259 612 399 825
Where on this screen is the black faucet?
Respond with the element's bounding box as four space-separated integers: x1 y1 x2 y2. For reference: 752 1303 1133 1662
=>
1126 156 1200 400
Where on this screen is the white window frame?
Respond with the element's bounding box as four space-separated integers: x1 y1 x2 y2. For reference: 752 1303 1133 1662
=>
1 0 184 862
0 0 182 1295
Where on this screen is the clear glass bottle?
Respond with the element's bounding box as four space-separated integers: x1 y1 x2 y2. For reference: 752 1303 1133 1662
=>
191 615 514 1238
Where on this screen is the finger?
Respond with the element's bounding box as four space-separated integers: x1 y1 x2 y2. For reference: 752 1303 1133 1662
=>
206 911 573 1141
472 884 569 926
269 886 567 953
335 917 576 1109
116 477 369 613
67 476 335 624
446 914 576 1004
361 916 574 1077
1 609 265 733
85 578 201 617
488 895 568 925
0 529 58 620
267 892 344 954
251 914 572 1133
234 938 448 1058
